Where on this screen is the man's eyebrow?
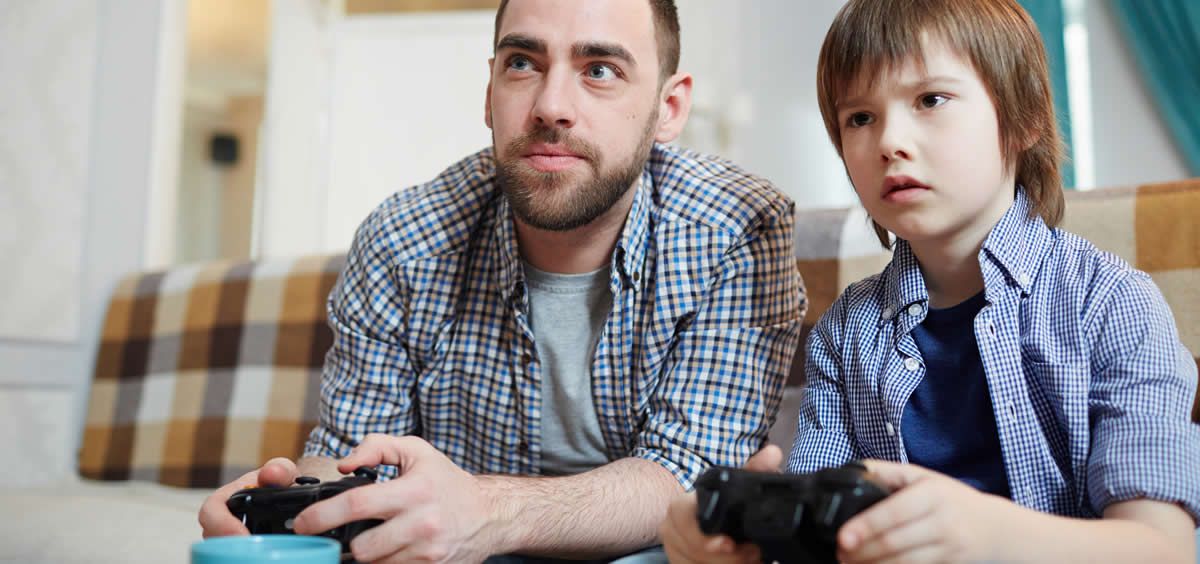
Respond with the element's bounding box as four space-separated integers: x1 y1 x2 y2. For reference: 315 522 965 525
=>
573 41 637 67
496 33 546 54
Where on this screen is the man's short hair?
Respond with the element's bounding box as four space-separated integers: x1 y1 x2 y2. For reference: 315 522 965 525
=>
493 0 680 82
817 0 1066 248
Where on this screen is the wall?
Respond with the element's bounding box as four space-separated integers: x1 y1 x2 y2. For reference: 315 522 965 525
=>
1084 1 1189 188
0 0 179 486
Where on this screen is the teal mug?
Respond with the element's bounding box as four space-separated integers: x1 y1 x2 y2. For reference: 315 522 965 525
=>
191 535 340 564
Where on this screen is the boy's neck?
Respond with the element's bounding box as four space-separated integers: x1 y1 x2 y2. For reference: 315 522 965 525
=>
909 222 990 309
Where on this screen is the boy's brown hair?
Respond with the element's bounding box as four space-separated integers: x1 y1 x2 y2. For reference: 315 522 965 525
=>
817 0 1067 248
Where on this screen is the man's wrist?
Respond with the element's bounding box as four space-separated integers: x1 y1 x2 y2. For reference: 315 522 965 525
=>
473 475 520 556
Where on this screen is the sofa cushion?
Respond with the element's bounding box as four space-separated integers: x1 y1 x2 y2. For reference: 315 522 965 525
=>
79 256 345 488
0 477 208 563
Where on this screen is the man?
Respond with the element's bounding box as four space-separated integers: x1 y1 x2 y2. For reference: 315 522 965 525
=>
199 0 804 562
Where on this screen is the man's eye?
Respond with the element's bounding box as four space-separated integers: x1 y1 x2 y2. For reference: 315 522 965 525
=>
508 56 534 72
846 112 874 128
919 94 949 109
586 64 617 81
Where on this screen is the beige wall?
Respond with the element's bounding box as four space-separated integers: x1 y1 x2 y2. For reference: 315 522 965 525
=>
221 96 263 261
346 0 499 15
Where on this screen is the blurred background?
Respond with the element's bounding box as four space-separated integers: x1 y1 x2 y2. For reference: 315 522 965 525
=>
0 0 1195 483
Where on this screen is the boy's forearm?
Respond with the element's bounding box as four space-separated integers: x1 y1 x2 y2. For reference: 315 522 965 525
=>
1000 502 1195 564
479 457 683 558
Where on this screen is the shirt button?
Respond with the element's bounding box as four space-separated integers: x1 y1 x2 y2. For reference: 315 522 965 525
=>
906 304 923 317
881 307 894 320
1018 272 1032 287
987 321 997 338
1007 400 1017 420
885 421 895 436
903 357 920 371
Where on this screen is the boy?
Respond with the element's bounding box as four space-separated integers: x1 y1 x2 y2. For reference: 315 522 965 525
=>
660 0 1200 562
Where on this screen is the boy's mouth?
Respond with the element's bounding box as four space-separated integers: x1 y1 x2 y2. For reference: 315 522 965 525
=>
881 175 931 201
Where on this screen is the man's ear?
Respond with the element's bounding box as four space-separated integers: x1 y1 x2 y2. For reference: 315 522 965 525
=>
654 72 693 143
485 58 495 129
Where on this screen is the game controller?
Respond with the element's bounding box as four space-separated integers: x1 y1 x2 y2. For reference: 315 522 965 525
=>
227 466 383 555
694 461 890 564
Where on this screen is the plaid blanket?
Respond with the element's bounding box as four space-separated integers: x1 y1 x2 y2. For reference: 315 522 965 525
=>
79 180 1200 488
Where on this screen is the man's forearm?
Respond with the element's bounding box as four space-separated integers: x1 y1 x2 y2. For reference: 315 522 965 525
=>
479 457 684 558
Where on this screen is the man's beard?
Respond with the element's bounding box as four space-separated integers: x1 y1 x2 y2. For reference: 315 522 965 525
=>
495 113 657 232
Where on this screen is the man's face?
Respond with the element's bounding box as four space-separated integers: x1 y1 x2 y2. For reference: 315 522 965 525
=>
486 0 667 231
837 38 1016 248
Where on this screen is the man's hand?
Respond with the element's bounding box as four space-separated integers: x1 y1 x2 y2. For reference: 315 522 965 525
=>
293 434 496 564
198 457 300 538
837 460 1015 563
659 445 783 563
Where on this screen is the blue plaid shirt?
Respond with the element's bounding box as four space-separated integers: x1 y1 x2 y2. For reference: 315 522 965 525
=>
787 189 1200 523
305 144 805 489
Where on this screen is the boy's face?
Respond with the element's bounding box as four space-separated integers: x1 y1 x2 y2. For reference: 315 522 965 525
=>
485 0 685 231
837 39 1016 248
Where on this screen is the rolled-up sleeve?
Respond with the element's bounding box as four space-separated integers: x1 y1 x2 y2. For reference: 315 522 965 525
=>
1086 272 1200 523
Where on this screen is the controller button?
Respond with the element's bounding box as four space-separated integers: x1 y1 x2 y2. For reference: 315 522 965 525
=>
295 476 320 485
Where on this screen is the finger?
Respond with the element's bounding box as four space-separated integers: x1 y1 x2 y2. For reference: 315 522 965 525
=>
295 471 438 537
840 511 942 563
198 469 261 538
347 504 438 564
744 445 783 473
256 457 299 487
337 434 431 474
838 479 937 552
859 459 930 491
659 495 740 563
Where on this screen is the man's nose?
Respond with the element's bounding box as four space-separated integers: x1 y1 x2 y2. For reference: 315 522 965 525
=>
531 66 577 129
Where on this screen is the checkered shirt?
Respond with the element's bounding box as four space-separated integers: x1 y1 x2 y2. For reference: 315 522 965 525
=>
787 189 1200 522
305 144 805 489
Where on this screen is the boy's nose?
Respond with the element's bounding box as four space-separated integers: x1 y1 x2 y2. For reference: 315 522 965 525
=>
878 119 912 163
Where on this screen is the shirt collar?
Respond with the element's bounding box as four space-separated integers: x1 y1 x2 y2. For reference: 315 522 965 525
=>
880 186 1054 320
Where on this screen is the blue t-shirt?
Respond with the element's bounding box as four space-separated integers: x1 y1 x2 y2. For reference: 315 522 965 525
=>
902 291 1011 497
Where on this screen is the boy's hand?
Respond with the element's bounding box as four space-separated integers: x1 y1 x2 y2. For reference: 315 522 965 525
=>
838 460 1016 563
660 445 783 563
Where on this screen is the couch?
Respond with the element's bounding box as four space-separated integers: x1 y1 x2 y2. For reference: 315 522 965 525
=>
1 180 1196 563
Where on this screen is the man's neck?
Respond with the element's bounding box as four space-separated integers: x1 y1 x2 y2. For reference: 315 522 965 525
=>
514 185 637 274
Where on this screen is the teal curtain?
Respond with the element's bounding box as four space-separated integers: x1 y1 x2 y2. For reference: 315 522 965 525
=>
1110 0 1200 176
1018 0 1076 188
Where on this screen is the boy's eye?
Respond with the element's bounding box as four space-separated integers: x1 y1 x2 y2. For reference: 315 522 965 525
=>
846 112 874 128
585 63 618 81
507 55 534 72
919 94 949 109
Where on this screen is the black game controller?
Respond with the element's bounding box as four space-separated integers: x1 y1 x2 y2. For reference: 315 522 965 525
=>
695 461 890 564
227 466 383 554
